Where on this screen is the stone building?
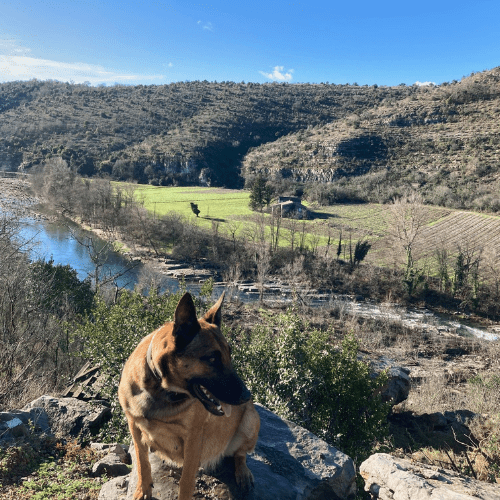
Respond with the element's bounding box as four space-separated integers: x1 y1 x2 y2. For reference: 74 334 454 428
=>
271 196 309 219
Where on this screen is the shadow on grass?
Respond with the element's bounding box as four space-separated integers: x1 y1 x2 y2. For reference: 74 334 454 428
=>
309 211 340 220
203 217 226 223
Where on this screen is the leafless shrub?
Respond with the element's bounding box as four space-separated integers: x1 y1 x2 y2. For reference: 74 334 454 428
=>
0 215 85 410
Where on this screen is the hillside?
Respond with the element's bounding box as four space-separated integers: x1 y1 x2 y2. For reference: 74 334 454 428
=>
0 80 412 187
1 69 499 203
242 68 500 209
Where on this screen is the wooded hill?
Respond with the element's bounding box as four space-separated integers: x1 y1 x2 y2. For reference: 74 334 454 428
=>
0 79 421 187
243 67 500 209
1 68 499 207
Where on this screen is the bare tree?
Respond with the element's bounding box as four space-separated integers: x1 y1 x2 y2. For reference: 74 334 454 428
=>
31 157 77 214
225 220 241 252
283 218 300 259
256 244 271 303
386 191 428 295
68 229 138 292
269 212 282 253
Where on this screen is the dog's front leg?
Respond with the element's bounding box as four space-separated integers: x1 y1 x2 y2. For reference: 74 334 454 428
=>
129 420 153 500
178 428 203 500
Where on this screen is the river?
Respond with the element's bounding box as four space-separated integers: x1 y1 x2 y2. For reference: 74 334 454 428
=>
12 211 499 342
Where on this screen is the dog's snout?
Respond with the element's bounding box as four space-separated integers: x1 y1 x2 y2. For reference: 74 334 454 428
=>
239 385 251 404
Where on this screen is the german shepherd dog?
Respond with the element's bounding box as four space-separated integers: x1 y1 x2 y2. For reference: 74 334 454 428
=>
118 292 260 500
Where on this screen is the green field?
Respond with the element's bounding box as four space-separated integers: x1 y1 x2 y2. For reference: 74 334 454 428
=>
131 184 253 225
120 183 500 268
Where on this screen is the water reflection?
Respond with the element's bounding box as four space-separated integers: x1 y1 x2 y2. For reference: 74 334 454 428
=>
20 217 148 290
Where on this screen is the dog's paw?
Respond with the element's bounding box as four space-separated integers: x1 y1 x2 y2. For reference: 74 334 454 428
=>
235 463 254 494
133 484 153 500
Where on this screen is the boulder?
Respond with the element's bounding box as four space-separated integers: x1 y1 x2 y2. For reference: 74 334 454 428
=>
99 404 357 500
389 409 478 449
368 356 411 404
360 453 500 500
0 407 51 445
91 443 130 462
22 395 111 441
92 451 131 478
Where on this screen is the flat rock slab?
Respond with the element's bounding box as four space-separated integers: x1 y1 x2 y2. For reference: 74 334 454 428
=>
360 453 500 500
99 404 356 500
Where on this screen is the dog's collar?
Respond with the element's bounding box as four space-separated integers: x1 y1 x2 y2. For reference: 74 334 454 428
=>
146 333 162 382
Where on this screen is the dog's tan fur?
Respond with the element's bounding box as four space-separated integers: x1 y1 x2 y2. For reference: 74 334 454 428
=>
118 293 260 500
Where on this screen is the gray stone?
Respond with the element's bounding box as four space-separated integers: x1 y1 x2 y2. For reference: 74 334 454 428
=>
360 453 500 500
98 404 356 500
91 443 130 462
98 475 129 500
368 356 411 404
23 395 111 440
0 407 52 444
92 452 131 478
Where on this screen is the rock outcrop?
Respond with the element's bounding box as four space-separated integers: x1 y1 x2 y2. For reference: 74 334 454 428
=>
99 404 357 500
364 355 411 405
0 406 51 446
360 453 500 500
22 395 111 441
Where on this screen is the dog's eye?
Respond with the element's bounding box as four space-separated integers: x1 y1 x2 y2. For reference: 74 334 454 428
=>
203 352 221 366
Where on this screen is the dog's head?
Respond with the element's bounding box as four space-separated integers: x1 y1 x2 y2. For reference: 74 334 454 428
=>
147 292 251 417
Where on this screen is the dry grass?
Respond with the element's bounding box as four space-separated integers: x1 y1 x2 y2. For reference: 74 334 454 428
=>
322 299 500 484
0 438 107 500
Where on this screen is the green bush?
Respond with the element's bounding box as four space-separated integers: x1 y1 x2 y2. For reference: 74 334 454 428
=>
226 310 390 461
30 258 94 317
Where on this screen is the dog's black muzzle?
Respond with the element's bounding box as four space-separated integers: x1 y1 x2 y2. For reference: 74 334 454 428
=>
189 370 251 416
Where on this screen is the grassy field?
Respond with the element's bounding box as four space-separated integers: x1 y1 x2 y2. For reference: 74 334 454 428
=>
131 184 253 226
122 183 500 268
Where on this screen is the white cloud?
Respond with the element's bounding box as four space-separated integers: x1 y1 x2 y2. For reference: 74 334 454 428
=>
415 81 435 86
197 20 213 31
259 65 294 82
0 39 31 56
0 55 165 85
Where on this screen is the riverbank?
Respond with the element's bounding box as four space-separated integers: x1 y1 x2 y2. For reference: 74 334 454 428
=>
0 177 215 286
0 177 45 219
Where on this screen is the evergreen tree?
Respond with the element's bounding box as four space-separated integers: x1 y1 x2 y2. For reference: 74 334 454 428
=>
190 202 200 217
249 175 273 211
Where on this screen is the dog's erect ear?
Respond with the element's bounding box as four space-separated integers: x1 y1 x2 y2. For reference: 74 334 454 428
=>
173 293 200 350
202 292 224 327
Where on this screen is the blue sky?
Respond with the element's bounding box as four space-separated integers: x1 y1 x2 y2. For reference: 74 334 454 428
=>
1 0 499 86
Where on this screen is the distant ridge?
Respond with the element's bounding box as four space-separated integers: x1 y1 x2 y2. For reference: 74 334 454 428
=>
1 68 499 209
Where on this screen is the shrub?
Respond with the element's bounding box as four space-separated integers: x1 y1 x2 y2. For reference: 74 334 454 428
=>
30 258 94 317
226 310 390 461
